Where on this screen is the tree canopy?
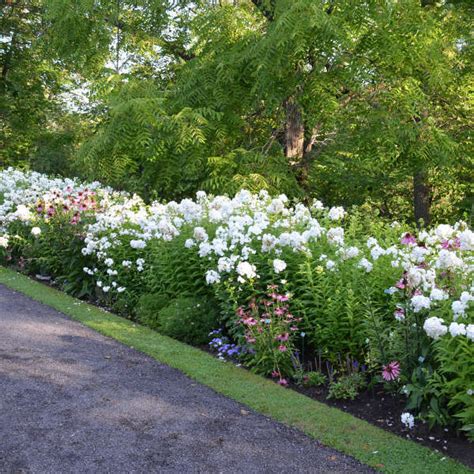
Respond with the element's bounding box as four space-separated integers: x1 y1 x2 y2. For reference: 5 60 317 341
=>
1 0 472 222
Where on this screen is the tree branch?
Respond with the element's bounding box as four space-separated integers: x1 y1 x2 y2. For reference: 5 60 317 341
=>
250 0 276 21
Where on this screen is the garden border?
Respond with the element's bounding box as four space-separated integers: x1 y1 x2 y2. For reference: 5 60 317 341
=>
0 266 470 474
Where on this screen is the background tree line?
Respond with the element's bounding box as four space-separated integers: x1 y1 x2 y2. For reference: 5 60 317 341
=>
1 0 472 223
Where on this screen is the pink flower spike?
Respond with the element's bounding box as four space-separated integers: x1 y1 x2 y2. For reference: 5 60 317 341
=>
271 370 280 378
278 378 288 387
382 361 401 381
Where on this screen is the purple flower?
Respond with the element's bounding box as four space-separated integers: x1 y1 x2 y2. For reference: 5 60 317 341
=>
401 233 416 245
382 361 401 381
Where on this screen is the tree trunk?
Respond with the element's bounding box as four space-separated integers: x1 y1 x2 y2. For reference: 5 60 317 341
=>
304 125 320 155
413 170 431 226
284 98 304 162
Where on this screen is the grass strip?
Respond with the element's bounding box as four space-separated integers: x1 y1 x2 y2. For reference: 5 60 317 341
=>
0 266 471 474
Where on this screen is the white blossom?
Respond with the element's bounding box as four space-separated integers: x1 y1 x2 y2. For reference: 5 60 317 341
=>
130 239 146 249
449 322 466 337
236 261 257 280
401 412 415 429
411 294 431 313
273 259 287 274
423 317 448 340
328 206 345 221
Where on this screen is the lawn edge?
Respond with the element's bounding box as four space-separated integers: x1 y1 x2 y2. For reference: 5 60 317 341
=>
0 267 471 474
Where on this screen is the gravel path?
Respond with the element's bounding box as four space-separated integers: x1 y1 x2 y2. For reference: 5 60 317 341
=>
0 284 374 473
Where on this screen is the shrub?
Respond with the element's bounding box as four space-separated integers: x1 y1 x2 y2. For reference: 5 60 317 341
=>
328 373 366 400
237 286 300 383
157 297 220 345
136 292 170 329
302 371 327 388
1 168 473 437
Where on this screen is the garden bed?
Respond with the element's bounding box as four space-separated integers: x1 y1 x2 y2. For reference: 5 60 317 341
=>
295 383 473 468
1 168 473 469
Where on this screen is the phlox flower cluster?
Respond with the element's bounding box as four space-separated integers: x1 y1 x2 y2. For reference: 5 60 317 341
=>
383 225 473 344
1 168 473 364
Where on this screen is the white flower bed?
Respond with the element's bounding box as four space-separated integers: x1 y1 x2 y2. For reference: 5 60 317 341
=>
1 167 473 342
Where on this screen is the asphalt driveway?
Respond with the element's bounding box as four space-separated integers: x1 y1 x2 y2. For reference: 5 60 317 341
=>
0 284 373 473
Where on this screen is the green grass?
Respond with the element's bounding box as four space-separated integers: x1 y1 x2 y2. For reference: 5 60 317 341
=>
0 266 471 474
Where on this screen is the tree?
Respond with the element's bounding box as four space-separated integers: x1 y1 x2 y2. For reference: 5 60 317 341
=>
1 0 471 222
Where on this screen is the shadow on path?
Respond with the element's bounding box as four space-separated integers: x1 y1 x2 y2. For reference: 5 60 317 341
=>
0 284 373 473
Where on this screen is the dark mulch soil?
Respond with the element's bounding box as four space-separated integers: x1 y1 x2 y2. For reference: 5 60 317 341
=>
293 383 474 469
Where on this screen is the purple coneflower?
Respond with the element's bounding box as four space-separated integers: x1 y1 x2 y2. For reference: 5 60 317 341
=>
382 361 401 381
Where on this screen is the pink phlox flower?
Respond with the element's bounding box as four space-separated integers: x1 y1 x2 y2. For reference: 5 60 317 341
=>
441 239 461 250
243 317 257 326
394 307 405 321
401 233 417 245
395 279 406 290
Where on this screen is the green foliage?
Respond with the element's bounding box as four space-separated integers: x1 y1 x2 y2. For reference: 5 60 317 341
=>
328 373 367 401
429 335 474 440
77 81 222 199
302 371 327 388
2 0 472 222
157 296 220 345
204 149 301 198
136 292 170 329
